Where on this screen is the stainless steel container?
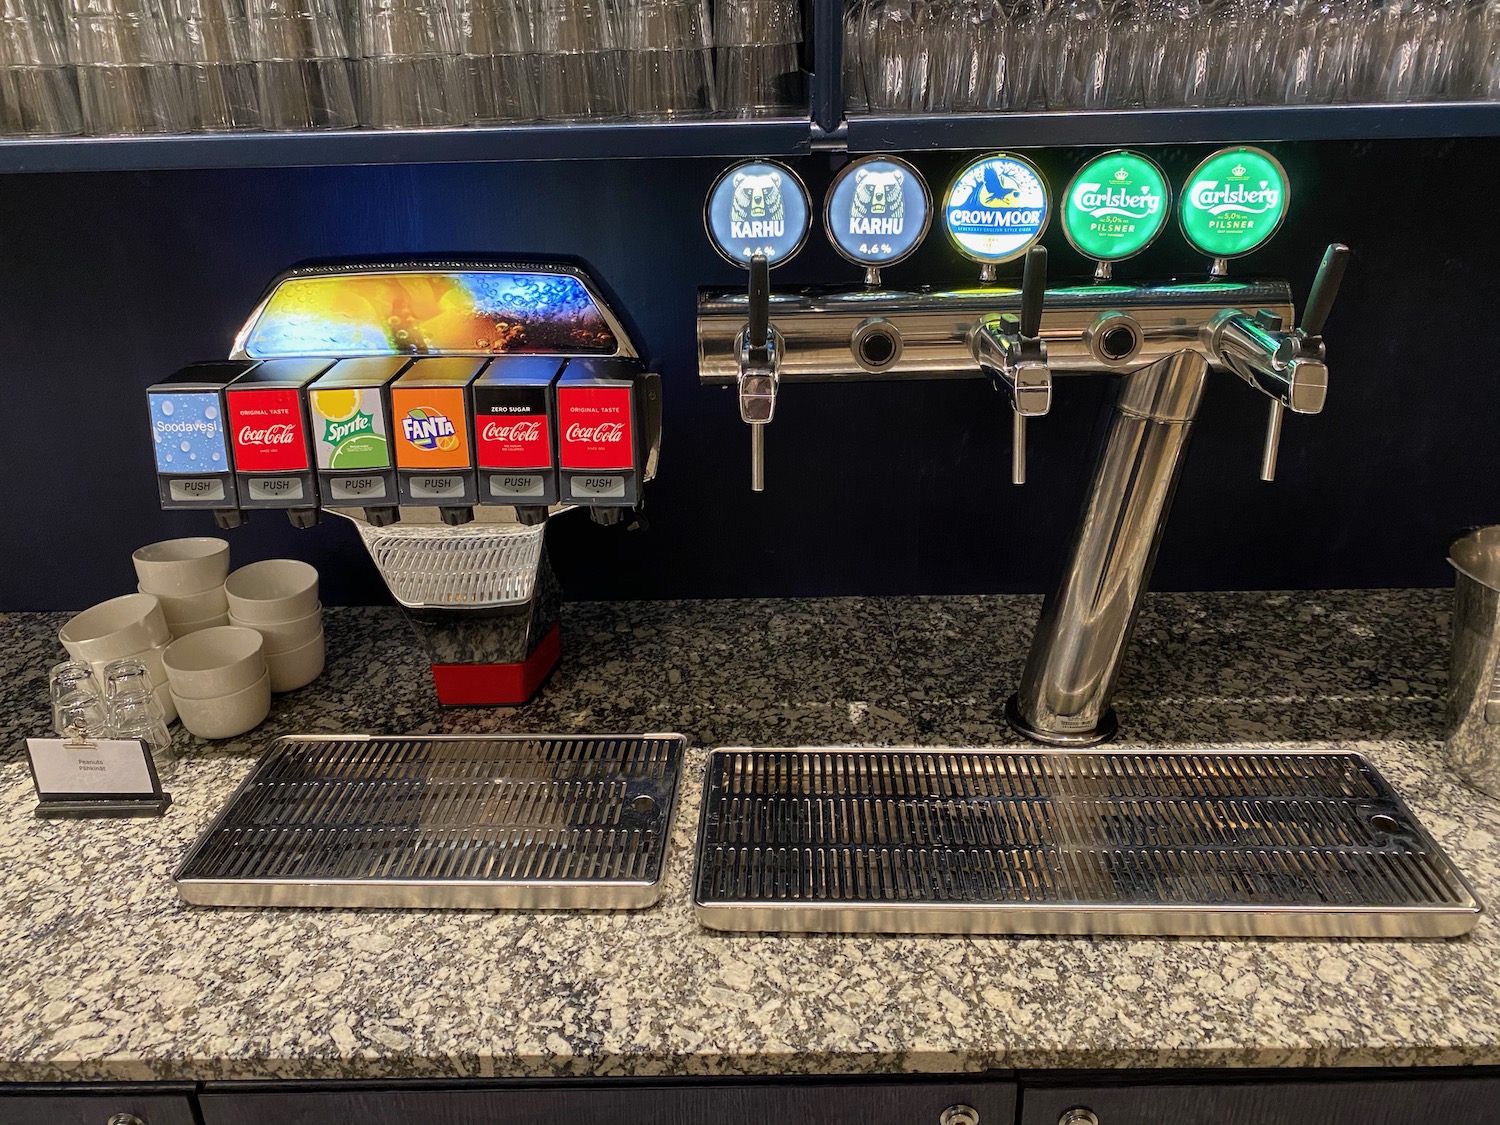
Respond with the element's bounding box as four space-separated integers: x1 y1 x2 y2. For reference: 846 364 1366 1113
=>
1445 525 1500 797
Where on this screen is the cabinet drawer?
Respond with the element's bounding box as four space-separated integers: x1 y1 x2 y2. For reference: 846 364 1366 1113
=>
1020 1078 1500 1125
0 1092 198 1125
200 1079 1016 1125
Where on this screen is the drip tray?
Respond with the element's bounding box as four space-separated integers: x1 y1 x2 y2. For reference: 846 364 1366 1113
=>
176 733 685 910
692 747 1483 938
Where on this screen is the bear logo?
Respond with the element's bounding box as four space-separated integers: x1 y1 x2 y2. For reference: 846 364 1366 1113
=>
731 171 785 222
850 167 905 235
729 170 786 241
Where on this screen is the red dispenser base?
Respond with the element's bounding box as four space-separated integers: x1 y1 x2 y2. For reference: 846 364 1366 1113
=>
430 623 561 706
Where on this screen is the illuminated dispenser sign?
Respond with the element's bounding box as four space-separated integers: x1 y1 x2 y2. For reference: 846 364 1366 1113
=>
224 358 334 512
472 356 565 506
146 361 256 511
1061 150 1171 264
943 152 1051 266
1179 146 1290 260
824 155 932 270
390 357 485 512
555 358 646 508
306 356 410 514
704 160 813 266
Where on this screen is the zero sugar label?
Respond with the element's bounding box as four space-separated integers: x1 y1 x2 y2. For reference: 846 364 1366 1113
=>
1061 151 1170 263
824 156 931 267
943 153 1051 265
1179 146 1289 259
704 160 812 267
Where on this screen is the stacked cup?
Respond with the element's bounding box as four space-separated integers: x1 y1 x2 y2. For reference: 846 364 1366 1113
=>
133 537 231 637
163 625 270 738
58 592 177 723
225 559 325 692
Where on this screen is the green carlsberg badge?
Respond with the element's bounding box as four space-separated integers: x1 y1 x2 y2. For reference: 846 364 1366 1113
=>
1062 151 1170 263
1179 146 1289 259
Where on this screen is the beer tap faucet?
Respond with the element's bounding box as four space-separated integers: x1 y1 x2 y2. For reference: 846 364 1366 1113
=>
737 254 781 492
1210 243 1350 480
972 246 1050 484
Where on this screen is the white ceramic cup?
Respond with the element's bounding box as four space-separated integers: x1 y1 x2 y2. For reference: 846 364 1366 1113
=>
172 671 271 740
224 560 320 624
266 628 325 693
170 612 231 638
162 626 267 700
230 604 322 654
132 537 231 596
154 680 178 725
142 582 228 625
60 594 170 663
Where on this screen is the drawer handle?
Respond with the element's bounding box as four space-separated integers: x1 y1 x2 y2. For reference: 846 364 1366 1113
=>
1060 1109 1099 1125
106 1114 146 1125
941 1105 980 1125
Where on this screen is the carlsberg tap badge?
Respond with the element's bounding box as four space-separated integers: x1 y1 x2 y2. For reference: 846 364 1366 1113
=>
1178 146 1290 259
1061 151 1170 262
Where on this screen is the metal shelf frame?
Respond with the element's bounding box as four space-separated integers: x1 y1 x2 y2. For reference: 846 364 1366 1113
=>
2 0 1499 175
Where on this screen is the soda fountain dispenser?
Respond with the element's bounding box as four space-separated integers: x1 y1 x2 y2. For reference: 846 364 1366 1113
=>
698 149 1348 744
147 260 661 706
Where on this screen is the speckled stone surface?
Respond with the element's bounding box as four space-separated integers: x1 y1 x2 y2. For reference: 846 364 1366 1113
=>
1 589 1499 1082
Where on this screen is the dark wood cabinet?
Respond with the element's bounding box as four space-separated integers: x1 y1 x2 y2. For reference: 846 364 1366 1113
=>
0 1090 198 1125
1018 1078 1500 1125
198 1079 1016 1125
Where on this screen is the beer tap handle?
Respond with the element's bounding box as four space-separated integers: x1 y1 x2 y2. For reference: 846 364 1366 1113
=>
748 254 769 352
1019 245 1047 343
1300 243 1350 338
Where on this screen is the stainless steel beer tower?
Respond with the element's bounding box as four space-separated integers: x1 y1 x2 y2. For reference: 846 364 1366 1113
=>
698 244 1350 744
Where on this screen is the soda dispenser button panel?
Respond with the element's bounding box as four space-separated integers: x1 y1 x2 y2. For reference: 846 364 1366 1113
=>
168 478 227 503
307 356 408 521
328 475 388 501
488 473 547 499
472 356 565 508
391 357 484 518
824 155 932 276
556 357 647 508
147 360 257 516
943 152 1052 281
225 357 333 523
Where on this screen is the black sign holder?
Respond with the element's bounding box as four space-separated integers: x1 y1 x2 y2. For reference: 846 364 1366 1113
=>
28 731 172 819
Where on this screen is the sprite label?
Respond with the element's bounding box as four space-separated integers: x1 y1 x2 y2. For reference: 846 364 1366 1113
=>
1061 151 1170 262
309 387 390 470
1179 146 1289 259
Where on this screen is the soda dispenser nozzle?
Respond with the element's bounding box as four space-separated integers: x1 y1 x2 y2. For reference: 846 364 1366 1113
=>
737 254 782 493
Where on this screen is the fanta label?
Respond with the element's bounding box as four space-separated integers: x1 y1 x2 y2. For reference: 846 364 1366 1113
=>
390 385 472 470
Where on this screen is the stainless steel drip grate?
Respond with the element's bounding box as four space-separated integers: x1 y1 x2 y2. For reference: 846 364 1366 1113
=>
693 748 1482 937
176 734 684 909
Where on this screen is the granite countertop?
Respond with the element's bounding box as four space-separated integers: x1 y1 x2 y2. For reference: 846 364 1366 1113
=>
2 588 1499 1083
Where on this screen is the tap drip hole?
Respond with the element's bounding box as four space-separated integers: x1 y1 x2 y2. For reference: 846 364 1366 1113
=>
859 328 896 367
1100 325 1138 361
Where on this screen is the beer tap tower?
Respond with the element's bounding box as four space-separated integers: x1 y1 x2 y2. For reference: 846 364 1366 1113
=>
698 148 1349 745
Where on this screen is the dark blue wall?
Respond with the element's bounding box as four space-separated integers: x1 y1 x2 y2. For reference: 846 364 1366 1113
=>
2 137 1496 610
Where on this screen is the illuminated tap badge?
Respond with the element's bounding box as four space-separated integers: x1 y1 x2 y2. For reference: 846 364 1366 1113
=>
943 153 1051 265
1179 146 1290 259
824 155 931 267
1061 151 1170 262
704 160 812 267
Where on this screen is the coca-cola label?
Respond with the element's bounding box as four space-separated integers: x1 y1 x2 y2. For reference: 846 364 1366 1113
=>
557 385 634 470
474 384 552 469
226 388 309 472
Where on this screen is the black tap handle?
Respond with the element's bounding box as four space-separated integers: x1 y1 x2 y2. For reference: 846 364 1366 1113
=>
748 254 769 351
1301 243 1349 338
1019 246 1048 341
